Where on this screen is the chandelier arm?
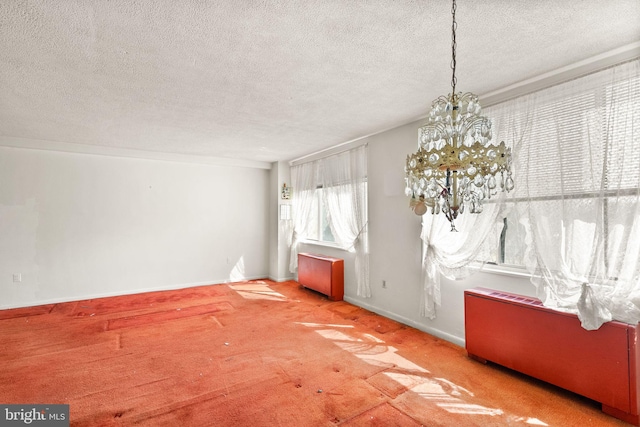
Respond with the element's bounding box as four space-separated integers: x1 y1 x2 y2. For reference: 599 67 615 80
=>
432 122 450 134
458 117 488 135
433 95 450 106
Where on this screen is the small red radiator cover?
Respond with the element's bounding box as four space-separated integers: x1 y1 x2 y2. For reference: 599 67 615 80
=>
297 253 344 301
465 287 639 425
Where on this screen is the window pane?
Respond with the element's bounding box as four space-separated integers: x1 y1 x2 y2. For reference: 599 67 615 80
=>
502 205 528 267
307 192 319 241
605 195 640 280
605 76 640 190
319 188 335 243
321 208 335 242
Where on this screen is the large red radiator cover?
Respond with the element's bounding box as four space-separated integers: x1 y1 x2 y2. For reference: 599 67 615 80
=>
297 253 344 301
465 287 639 425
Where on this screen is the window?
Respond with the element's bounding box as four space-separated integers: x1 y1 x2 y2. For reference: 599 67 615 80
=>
485 63 640 280
305 187 336 244
290 144 370 296
418 60 639 327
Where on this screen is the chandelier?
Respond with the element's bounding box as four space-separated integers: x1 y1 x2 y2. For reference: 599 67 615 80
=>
405 0 514 231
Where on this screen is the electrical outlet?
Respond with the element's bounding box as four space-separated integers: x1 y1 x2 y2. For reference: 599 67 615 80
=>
382 280 387 289
13 273 22 283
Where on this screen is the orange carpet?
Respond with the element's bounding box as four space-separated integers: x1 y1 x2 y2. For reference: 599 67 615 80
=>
0 280 631 426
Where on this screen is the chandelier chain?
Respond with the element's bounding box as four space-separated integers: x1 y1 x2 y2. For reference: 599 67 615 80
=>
450 0 457 95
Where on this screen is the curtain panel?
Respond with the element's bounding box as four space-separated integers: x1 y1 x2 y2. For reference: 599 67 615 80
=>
289 145 370 297
514 59 640 330
419 97 533 318
322 145 370 297
289 161 318 273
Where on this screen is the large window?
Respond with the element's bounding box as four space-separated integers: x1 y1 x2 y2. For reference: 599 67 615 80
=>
486 62 640 282
418 59 639 327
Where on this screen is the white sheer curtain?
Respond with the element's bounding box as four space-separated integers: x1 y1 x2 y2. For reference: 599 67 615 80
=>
322 145 370 297
419 89 534 319
289 161 318 273
514 59 640 330
420 204 505 318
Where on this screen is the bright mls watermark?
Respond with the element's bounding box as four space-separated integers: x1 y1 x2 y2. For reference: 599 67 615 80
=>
0 405 69 426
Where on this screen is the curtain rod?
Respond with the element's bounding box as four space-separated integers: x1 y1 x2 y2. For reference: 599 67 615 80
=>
289 140 368 167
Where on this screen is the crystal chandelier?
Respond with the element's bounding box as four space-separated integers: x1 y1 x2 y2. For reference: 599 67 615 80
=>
405 0 514 231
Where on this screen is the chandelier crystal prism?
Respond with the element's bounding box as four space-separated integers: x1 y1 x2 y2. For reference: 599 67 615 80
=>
405 0 514 231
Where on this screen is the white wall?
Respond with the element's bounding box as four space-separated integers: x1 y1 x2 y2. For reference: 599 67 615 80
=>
360 120 537 346
269 161 294 282
0 146 270 309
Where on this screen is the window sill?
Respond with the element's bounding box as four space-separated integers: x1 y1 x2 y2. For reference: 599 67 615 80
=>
300 239 346 251
478 263 532 279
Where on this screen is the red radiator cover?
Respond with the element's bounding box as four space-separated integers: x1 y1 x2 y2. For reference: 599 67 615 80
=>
297 253 344 301
465 287 640 425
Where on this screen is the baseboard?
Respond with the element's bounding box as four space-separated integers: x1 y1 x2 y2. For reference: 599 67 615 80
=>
343 296 465 348
0 275 268 310
268 275 295 283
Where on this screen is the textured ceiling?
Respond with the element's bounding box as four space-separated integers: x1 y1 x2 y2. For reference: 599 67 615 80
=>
1 1 639 165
